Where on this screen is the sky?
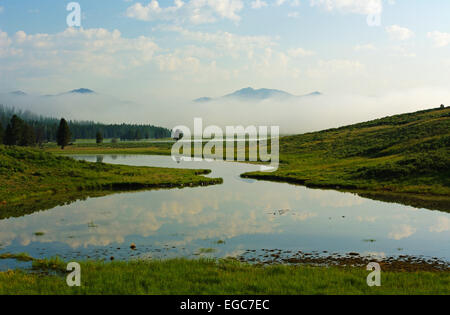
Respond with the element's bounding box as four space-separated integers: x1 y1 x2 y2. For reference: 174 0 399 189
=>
0 0 449 131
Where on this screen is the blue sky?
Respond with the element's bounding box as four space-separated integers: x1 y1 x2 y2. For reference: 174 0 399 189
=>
0 0 449 127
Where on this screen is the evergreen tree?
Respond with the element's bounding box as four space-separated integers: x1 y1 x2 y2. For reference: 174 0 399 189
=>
0 121 3 144
35 126 45 146
19 124 36 146
57 118 71 149
135 129 142 140
96 131 103 144
4 115 24 146
4 123 13 145
0 104 171 142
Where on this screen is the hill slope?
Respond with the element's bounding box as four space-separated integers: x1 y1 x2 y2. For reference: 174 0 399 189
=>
243 107 450 211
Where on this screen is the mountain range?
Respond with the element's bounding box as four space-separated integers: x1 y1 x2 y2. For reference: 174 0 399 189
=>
8 88 96 97
194 87 322 102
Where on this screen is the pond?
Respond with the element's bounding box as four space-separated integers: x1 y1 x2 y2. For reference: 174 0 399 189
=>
0 154 449 270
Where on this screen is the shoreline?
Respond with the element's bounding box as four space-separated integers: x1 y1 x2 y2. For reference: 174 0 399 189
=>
0 146 223 218
241 173 450 212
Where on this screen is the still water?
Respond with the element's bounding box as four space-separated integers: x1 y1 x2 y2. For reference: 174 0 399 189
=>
1 155 449 270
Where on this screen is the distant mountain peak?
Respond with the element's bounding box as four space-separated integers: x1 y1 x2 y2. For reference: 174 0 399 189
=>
69 88 95 94
193 87 322 102
193 97 214 103
10 90 27 96
224 87 293 100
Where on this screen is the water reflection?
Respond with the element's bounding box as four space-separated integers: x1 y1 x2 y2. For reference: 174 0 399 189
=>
0 155 449 267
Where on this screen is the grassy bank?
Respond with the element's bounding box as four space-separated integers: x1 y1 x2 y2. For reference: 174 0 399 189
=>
0 145 222 218
0 258 448 295
242 107 450 210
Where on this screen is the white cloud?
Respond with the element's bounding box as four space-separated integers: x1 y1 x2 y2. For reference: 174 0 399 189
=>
429 217 450 233
251 0 268 9
0 30 11 48
386 25 414 41
125 0 185 21
291 211 318 221
0 24 290 93
354 43 376 51
307 59 365 78
0 28 159 77
310 0 383 15
276 0 300 6
389 224 416 240
0 6 4 14
356 216 377 223
427 31 450 48
288 47 315 57
389 45 416 58
161 25 275 60
126 0 244 24
0 30 22 57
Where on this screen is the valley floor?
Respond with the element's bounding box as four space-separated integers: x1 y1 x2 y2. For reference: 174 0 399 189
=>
1 108 449 295
43 107 450 212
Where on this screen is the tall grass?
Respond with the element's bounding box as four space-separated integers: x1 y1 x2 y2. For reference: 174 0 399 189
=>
0 259 448 295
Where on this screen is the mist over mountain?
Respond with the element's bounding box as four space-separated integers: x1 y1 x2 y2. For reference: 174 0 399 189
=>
0 88 139 124
194 87 322 103
193 97 214 103
1 87 449 135
5 88 97 98
43 88 96 97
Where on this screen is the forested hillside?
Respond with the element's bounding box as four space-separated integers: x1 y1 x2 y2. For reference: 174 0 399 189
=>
0 105 171 142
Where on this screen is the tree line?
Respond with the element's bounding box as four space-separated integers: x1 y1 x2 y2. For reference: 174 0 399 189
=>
0 114 70 149
0 105 171 144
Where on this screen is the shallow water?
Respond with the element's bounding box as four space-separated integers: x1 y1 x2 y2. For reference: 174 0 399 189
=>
0 154 449 269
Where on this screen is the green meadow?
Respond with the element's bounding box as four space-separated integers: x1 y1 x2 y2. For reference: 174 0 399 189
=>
0 258 448 295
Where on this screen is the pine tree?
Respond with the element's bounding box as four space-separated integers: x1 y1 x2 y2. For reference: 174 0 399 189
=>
4 123 13 145
19 124 36 146
57 118 71 149
35 126 45 146
4 115 24 146
96 131 103 144
0 121 3 144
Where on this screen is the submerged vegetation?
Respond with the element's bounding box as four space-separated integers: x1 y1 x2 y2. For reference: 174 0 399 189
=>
0 258 448 295
0 145 222 218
